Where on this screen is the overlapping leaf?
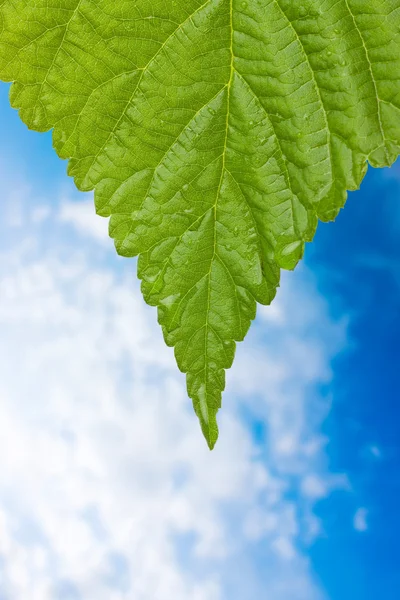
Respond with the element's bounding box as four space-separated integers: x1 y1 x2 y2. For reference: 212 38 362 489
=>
1 0 400 447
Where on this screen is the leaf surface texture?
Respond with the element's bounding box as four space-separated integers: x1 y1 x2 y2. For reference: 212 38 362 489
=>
1 0 400 447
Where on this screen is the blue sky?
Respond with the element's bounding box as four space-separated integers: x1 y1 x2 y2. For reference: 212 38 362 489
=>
0 81 399 599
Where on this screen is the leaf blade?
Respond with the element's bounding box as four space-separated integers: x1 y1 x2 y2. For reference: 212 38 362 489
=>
1 0 400 446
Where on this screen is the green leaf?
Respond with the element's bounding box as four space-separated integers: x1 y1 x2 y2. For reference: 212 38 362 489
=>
1 0 400 448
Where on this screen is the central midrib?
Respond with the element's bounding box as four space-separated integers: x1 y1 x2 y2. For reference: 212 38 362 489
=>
201 0 235 429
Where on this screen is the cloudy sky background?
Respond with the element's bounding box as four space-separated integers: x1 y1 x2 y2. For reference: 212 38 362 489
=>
0 82 399 599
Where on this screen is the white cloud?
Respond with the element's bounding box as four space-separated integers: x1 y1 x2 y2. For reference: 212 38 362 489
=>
3 182 30 227
31 205 52 224
301 475 330 500
0 185 349 600
59 196 110 243
369 445 381 458
272 536 296 561
354 508 369 532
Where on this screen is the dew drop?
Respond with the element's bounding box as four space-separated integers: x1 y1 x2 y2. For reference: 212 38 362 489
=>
143 265 159 284
196 384 208 424
160 293 181 309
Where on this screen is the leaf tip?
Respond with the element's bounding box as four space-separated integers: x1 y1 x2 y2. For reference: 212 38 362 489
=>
191 382 220 450
205 428 218 451
197 409 219 450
